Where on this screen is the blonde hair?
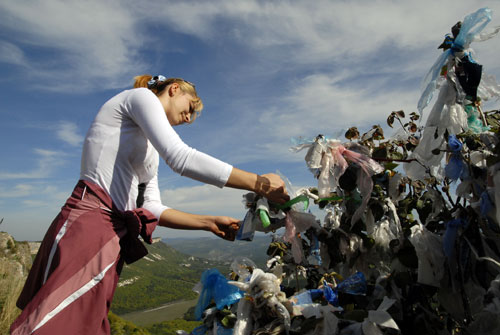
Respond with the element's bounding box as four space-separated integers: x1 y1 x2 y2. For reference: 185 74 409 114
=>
133 74 203 116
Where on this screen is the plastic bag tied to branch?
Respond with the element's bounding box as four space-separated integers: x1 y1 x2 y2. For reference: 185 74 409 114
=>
194 268 244 321
444 134 465 181
418 7 495 113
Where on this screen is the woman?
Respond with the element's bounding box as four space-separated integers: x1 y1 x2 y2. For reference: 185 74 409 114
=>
11 75 289 334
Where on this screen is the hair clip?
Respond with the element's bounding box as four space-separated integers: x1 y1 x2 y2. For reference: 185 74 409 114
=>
147 75 167 89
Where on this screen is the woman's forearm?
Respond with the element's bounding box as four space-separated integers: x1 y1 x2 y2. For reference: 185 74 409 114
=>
225 167 260 192
158 208 241 240
159 208 213 231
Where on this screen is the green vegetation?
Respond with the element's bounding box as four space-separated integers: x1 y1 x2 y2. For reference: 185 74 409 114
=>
108 312 202 335
147 319 202 335
113 276 198 314
112 241 229 315
108 312 150 335
165 235 273 268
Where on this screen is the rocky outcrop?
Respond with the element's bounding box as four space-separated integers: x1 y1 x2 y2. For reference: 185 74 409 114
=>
0 232 33 333
28 242 41 255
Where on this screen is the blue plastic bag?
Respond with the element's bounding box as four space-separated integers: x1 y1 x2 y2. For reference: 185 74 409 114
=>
337 272 367 296
323 281 338 306
418 8 493 112
236 211 256 241
480 191 494 217
443 219 466 260
194 269 244 321
445 135 465 181
321 272 367 307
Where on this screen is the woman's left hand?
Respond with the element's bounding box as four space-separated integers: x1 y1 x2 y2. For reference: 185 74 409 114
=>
209 216 241 241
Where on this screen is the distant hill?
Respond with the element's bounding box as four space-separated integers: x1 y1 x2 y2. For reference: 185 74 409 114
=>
112 240 229 315
164 234 274 269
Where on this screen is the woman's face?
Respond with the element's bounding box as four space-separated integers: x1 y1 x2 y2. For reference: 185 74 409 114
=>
163 84 196 126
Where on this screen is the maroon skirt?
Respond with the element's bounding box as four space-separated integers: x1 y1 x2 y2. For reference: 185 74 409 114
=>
11 180 158 335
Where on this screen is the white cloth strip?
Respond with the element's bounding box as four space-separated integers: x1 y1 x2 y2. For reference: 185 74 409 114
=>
81 185 87 200
100 206 112 213
43 220 69 284
32 261 115 333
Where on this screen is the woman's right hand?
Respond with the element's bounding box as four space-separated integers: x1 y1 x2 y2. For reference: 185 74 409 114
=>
225 168 290 204
256 173 290 204
209 216 241 241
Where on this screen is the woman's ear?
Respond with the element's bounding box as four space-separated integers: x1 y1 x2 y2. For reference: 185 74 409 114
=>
168 83 180 97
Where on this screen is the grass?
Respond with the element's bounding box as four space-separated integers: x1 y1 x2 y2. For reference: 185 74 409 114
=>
0 259 24 334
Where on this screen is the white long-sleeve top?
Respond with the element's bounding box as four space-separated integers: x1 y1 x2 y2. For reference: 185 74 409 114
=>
80 88 233 219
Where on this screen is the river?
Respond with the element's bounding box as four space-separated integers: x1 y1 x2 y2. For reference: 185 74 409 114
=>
118 298 199 326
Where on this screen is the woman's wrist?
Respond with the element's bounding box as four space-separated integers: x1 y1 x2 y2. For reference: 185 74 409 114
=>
255 175 269 196
225 168 289 204
200 215 216 232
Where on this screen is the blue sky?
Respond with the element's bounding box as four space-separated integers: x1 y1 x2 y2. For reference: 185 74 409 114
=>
1 0 500 241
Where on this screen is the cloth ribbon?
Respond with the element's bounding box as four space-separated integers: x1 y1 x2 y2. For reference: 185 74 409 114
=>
316 141 349 197
418 7 493 113
282 210 319 264
292 138 383 225
283 213 303 264
325 141 384 226
338 143 384 226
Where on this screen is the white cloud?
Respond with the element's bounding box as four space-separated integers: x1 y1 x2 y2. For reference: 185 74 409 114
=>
0 148 67 179
204 70 419 165
266 74 418 135
0 40 27 66
144 1 500 74
22 199 50 207
161 184 248 219
0 0 145 91
1 0 499 92
56 121 83 147
0 183 35 198
0 180 75 240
